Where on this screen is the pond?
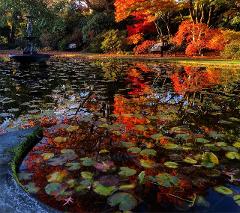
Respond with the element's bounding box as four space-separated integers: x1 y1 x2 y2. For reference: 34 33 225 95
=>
1 59 240 212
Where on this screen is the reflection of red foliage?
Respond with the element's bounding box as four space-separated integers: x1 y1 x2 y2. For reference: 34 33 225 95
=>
171 66 221 94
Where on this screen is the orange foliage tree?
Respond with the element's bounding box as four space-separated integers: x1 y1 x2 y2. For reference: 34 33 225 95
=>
173 20 226 56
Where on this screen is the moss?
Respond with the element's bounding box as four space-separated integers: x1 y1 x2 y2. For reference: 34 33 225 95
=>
10 128 43 189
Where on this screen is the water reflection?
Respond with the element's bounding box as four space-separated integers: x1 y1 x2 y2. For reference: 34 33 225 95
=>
0 59 240 212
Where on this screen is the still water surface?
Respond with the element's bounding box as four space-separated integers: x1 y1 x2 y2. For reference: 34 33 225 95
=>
0 59 240 212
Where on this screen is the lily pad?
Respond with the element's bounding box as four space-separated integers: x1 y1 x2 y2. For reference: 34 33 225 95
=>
233 142 240 148
24 182 40 194
45 183 67 196
183 157 197 164
163 143 179 150
93 181 117 196
201 152 219 168
121 142 135 148
214 186 233 195
152 173 179 187
119 183 136 190
140 159 155 168
225 152 240 160
54 137 67 143
66 162 81 171
151 133 163 140
127 147 141 154
81 171 94 180
47 171 68 183
233 195 240 206
140 149 157 157
164 161 178 169
18 172 32 181
138 171 145 184
119 167 137 177
41 153 54 161
80 157 96 166
66 125 79 132
107 192 137 211
195 138 210 143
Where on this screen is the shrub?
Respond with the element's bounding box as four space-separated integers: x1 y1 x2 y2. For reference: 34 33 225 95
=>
101 29 126 53
133 40 156 54
221 40 240 59
87 33 105 53
220 30 240 59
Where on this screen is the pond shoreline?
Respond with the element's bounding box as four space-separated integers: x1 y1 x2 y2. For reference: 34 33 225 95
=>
0 128 58 213
1 50 240 67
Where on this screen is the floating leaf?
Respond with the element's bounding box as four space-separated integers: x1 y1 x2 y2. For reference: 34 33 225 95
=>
195 138 210 143
80 157 96 166
121 142 135 148
152 173 179 187
45 183 67 196
47 171 68 183
176 134 191 140
164 161 178 169
233 142 240 149
66 162 81 171
98 123 109 128
233 195 240 206
66 125 79 132
41 153 54 160
61 149 78 161
54 137 67 143
18 172 32 181
140 159 155 168
216 142 228 147
107 192 137 211
128 147 141 154
201 152 219 168
225 152 240 160
214 186 233 195
94 161 115 172
151 133 163 140
135 125 146 131
119 183 136 190
81 171 94 180
183 157 197 164
24 182 40 194
119 167 137 177
93 181 117 196
138 171 145 184
163 143 179 150
140 149 157 157
229 117 240 122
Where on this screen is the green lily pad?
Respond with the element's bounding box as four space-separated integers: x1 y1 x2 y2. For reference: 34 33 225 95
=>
66 162 81 171
183 157 197 164
196 138 210 143
176 134 191 140
152 173 179 187
225 152 240 160
216 142 228 147
121 142 135 148
119 167 137 177
138 171 145 184
135 125 146 131
164 161 178 169
107 192 137 211
93 181 117 196
201 152 219 168
81 171 94 180
163 143 179 150
140 149 157 157
119 183 136 190
18 172 32 181
233 142 240 148
80 157 96 166
47 171 68 183
24 182 40 194
45 183 67 196
151 133 163 140
233 195 240 206
140 159 155 168
214 186 233 195
127 147 141 154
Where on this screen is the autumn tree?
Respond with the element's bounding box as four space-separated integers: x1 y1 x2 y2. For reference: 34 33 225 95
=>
173 20 225 56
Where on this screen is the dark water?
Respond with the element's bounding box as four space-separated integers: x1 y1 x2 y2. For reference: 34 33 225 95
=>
0 59 240 212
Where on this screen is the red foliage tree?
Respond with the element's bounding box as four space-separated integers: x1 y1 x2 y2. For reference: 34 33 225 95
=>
173 20 226 56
